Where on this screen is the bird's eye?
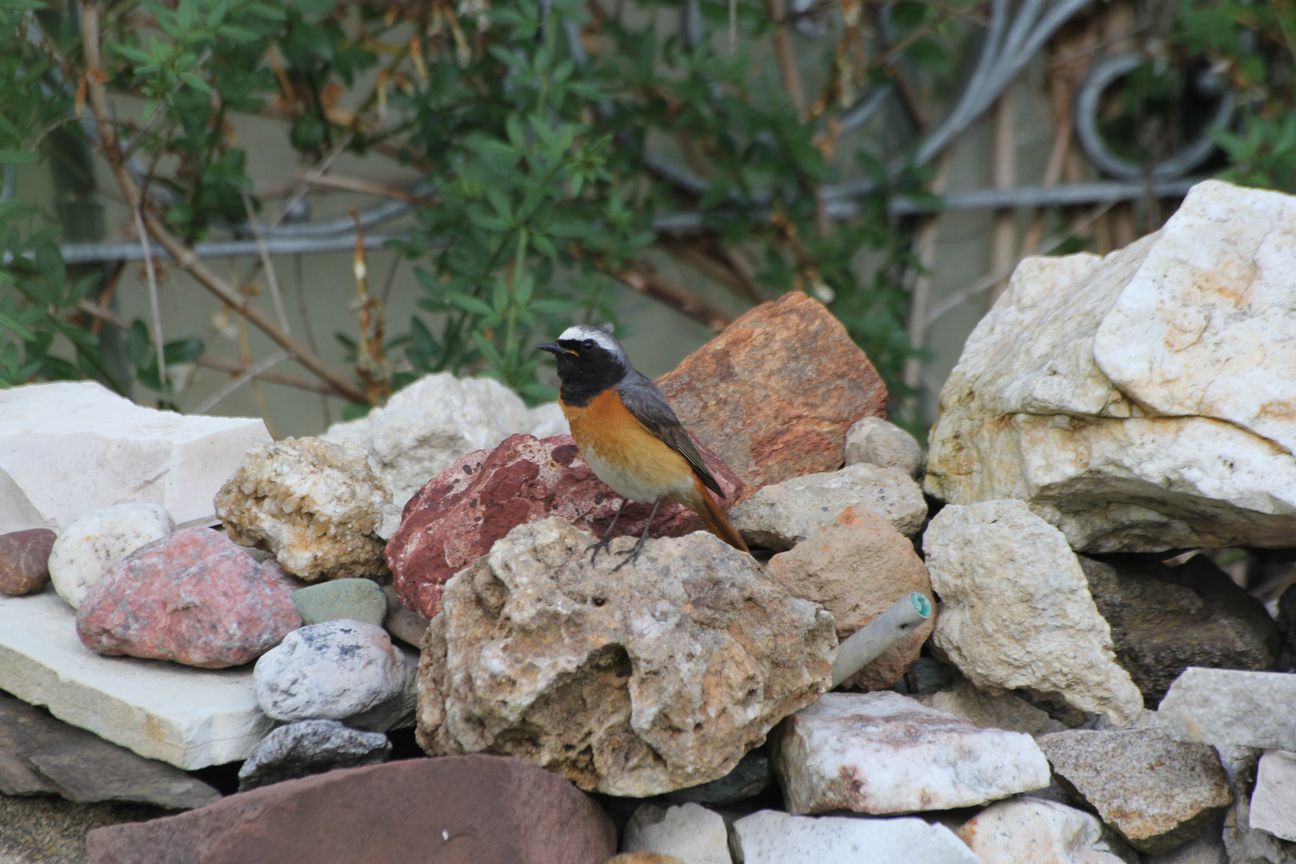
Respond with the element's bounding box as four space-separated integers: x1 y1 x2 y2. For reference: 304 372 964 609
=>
582 339 595 350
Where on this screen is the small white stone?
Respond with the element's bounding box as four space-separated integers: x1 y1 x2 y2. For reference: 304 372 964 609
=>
1249 751 1296 842
844 416 924 477
621 803 729 864
924 499 1143 725
47 502 174 609
1158 668 1296 751
732 810 980 864
774 691 1051 815
732 464 927 549
958 798 1133 864
0 380 269 533
254 620 405 722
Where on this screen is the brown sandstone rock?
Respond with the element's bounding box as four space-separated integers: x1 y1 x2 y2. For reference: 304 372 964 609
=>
416 518 835 796
86 755 616 864
0 528 55 596
657 292 888 496
386 433 743 620
767 506 934 690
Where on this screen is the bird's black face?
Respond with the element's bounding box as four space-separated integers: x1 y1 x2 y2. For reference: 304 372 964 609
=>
537 335 628 406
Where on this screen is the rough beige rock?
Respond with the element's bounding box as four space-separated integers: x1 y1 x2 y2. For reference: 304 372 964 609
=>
621 803 729 864
958 798 1136 864
774 692 1051 815
732 810 979 864
1158 668 1296 751
767 506 933 690
925 180 1296 552
732 464 927 549
923 500 1143 725
918 679 1065 735
321 372 562 509
416 517 835 796
215 438 389 581
845 416 924 477
1038 728 1233 854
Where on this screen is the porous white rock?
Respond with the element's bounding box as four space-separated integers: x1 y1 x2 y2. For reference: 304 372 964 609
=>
321 373 564 508
923 500 1143 725
918 679 1065 736
774 691 1050 815
844 416 924 477
925 180 1296 552
1158 667 1296 751
731 810 980 864
1250 751 1296 844
958 798 1135 864
621 803 730 864
0 591 270 769
0 380 269 533
731 463 927 549
253 620 405 722
47 502 174 609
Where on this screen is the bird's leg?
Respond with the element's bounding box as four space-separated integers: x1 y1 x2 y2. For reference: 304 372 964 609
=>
612 497 662 572
587 497 630 563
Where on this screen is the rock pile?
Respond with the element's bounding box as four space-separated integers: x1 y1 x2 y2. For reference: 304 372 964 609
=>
0 179 1294 863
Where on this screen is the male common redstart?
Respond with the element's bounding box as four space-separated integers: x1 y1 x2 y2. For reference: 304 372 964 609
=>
538 325 749 567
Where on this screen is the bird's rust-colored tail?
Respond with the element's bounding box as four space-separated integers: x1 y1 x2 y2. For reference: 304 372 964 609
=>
688 477 749 553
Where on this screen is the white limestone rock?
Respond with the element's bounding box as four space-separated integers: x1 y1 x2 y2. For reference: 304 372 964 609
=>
732 810 980 864
321 373 563 509
1158 668 1296 751
925 180 1296 552
621 803 730 864
923 500 1143 725
0 380 269 534
918 679 1065 736
0 590 271 769
773 691 1050 815
731 464 927 549
958 798 1135 864
47 502 174 609
844 416 924 477
253 620 406 722
1250 751 1296 844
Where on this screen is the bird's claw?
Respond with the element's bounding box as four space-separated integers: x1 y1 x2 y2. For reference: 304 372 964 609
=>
585 536 614 564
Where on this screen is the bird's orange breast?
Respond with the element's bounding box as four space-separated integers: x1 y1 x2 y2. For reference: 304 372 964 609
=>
560 388 696 503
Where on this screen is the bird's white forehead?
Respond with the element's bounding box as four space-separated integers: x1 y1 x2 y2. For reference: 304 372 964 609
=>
558 325 622 355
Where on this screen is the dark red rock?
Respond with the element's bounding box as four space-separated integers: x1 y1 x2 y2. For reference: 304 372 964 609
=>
86 755 616 864
387 433 743 619
657 292 889 497
0 528 56 596
76 527 301 669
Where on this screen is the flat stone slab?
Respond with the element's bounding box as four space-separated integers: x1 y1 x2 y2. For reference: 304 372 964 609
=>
0 590 272 769
1158 667 1296 751
0 380 270 533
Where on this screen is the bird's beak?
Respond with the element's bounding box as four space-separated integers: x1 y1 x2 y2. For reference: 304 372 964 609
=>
536 342 570 356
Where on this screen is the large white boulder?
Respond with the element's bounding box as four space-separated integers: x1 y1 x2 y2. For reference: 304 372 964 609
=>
0 381 270 533
925 180 1296 552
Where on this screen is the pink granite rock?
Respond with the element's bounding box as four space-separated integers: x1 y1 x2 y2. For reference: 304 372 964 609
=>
386 433 743 619
0 528 56 596
76 527 302 669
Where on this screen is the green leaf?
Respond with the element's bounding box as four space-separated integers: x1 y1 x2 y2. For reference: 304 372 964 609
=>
0 310 34 341
471 331 504 368
0 150 38 165
447 294 495 317
162 338 204 364
126 320 152 368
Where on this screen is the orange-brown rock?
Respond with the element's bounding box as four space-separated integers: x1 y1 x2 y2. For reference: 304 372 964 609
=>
767 506 933 690
657 293 887 497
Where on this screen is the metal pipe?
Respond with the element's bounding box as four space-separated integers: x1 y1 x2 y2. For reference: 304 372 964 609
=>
830 592 933 688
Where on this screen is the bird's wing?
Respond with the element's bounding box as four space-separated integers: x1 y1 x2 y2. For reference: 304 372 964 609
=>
617 372 725 498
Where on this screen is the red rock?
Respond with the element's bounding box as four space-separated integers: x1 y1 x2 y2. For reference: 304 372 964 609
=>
85 755 616 864
767 506 933 690
0 528 56 596
657 292 888 496
76 527 301 669
387 433 743 619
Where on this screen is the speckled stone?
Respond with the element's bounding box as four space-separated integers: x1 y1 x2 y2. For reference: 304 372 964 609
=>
0 528 56 596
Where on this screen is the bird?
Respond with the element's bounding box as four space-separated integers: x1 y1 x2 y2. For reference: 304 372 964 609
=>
537 324 749 568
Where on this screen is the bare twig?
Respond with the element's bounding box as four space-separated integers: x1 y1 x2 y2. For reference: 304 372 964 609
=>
78 1 367 405
241 191 291 336
296 172 437 206
612 262 733 331
131 204 168 392
194 356 335 395
192 350 291 413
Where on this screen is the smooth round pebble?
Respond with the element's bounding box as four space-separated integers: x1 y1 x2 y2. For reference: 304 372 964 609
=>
0 529 57 596
292 578 387 628
844 416 925 478
254 620 405 722
48 502 174 609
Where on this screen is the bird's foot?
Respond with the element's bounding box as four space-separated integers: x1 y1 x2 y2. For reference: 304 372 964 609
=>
585 535 615 564
610 536 647 572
